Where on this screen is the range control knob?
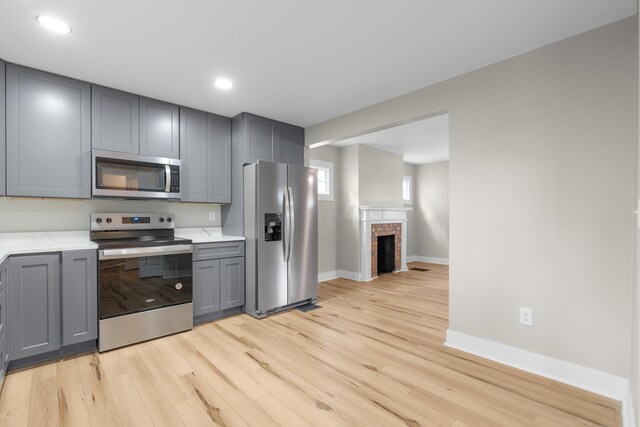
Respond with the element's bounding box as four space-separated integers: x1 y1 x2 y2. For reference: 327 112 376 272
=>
95 218 102 224
167 217 173 223
159 217 165 223
106 218 112 224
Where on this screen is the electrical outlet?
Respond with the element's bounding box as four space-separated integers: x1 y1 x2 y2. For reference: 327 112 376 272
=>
519 307 533 326
209 211 216 221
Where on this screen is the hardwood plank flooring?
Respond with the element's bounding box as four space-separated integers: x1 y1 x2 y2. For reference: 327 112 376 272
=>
0 262 622 426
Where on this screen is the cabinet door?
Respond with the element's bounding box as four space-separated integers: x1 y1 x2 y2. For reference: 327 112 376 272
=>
220 257 245 310
6 65 91 198
9 254 61 360
193 260 220 316
243 114 280 164
179 108 208 202
62 250 97 346
280 124 304 166
140 97 180 159
92 85 139 154
207 114 232 203
0 61 5 196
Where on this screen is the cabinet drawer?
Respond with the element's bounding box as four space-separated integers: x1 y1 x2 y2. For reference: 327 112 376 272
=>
0 333 6 384
193 241 244 261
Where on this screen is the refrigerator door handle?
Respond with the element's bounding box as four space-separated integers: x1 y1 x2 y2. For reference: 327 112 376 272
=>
283 187 290 261
287 186 295 262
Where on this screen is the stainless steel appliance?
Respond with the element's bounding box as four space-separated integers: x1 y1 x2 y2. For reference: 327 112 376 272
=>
91 213 193 351
244 161 318 318
92 149 181 199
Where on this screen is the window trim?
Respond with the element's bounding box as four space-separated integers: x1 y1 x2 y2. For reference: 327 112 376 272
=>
310 159 334 202
403 175 412 204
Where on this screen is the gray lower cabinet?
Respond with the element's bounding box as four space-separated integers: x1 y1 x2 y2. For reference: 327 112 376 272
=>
193 259 221 316
62 250 97 346
8 254 61 361
180 108 231 203
92 85 140 154
0 60 5 196
220 257 245 310
193 241 245 320
140 97 180 159
6 64 91 199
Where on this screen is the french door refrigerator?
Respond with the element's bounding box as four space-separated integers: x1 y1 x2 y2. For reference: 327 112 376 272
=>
244 161 318 318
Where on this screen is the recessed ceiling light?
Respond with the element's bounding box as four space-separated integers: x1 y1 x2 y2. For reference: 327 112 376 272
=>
214 78 233 90
36 15 72 34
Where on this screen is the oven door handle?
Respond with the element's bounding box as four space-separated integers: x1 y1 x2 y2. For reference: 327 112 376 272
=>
99 244 193 260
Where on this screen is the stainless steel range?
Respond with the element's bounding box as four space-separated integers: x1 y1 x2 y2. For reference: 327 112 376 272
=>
91 213 193 352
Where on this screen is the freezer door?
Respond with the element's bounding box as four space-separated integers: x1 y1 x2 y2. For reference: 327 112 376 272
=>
256 162 289 311
287 165 318 304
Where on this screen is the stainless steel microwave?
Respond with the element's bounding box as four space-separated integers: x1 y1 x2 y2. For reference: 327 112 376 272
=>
92 150 181 199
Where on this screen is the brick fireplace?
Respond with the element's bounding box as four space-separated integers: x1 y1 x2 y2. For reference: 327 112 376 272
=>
371 223 402 278
359 207 410 282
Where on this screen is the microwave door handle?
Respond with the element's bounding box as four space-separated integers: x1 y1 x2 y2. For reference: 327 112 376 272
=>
165 165 171 193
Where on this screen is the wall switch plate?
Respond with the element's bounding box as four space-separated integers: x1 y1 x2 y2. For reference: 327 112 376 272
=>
519 307 533 326
209 211 216 221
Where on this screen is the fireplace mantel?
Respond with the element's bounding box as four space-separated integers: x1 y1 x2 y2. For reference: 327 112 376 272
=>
359 207 411 282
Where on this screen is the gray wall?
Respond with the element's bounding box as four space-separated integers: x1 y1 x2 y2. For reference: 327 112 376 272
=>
306 18 636 377
308 144 340 275
403 163 416 257
0 198 221 232
358 144 404 208
337 145 360 274
414 161 449 260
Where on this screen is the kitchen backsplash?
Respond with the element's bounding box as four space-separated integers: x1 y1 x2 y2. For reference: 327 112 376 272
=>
0 197 221 232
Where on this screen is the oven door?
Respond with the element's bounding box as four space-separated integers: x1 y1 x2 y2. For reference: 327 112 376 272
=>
98 245 193 320
92 149 181 199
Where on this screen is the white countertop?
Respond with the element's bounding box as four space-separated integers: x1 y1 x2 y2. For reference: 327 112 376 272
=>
0 227 243 263
175 227 245 244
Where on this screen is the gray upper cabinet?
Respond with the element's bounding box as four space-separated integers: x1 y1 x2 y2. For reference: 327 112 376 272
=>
235 113 304 165
180 108 208 202
9 254 61 361
193 259 221 316
245 114 280 164
92 85 139 154
0 61 5 196
207 113 232 203
220 257 244 310
280 124 304 166
6 65 91 199
180 108 231 204
62 250 97 346
140 97 180 159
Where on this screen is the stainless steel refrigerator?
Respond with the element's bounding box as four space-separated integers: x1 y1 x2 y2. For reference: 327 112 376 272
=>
244 161 318 318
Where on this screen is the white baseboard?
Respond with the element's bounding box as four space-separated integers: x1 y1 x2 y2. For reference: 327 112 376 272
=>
318 271 338 282
337 269 362 281
445 330 634 426
407 255 449 265
622 384 636 427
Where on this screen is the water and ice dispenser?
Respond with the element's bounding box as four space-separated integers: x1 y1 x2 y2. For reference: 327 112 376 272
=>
264 213 282 241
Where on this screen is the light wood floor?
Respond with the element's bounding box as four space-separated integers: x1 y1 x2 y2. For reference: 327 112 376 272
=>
0 262 621 426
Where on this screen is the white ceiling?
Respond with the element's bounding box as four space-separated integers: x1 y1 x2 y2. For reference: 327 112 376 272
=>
332 114 449 165
0 1 635 127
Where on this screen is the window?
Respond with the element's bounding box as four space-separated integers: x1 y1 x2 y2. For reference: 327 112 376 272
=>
310 159 334 201
403 175 412 203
